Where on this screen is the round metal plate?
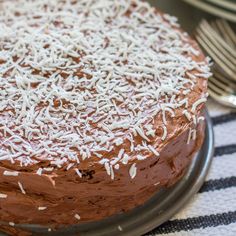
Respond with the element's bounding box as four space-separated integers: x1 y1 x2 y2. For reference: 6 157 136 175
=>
1 109 214 236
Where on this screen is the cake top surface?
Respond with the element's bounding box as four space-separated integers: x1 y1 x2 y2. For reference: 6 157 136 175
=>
0 0 211 178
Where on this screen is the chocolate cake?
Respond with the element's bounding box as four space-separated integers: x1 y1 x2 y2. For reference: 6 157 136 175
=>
0 0 211 234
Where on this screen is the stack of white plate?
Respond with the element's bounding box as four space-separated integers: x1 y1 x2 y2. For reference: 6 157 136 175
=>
183 0 236 22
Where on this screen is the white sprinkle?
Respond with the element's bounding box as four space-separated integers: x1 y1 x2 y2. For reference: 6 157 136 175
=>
110 165 115 180
198 116 205 122
183 89 191 95
36 168 43 176
0 193 7 199
135 126 150 142
114 164 120 170
191 98 207 112
66 163 75 170
118 149 125 160
38 207 47 211
104 162 111 176
154 182 160 186
136 155 147 160
18 181 26 195
161 126 168 141
193 115 197 125
186 72 196 80
183 110 191 121
122 154 130 165
74 214 81 220
99 159 109 165
148 145 160 157
187 128 192 144
75 168 82 178
48 228 52 232
187 128 196 144
118 225 123 231
94 152 103 158
9 222 15 227
129 163 137 179
43 167 54 172
115 138 123 146
3 171 19 177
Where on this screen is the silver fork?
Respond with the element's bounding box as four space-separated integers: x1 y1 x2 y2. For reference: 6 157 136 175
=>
208 67 236 108
195 19 236 108
195 19 236 79
210 19 236 49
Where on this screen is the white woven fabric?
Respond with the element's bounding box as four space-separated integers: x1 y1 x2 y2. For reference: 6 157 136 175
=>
147 99 236 236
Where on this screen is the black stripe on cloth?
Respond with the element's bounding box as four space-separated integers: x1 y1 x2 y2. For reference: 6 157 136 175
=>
147 211 236 235
212 112 236 126
199 176 236 193
214 144 236 157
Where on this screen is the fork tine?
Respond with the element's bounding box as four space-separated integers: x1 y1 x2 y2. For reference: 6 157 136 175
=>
195 33 236 79
217 19 236 46
211 21 235 48
210 72 234 94
208 75 236 108
196 29 235 69
208 78 228 96
208 81 236 108
200 20 236 60
208 89 221 102
210 21 222 36
214 66 236 86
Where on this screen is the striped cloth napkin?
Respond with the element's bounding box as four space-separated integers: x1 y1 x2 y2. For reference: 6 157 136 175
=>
146 99 236 236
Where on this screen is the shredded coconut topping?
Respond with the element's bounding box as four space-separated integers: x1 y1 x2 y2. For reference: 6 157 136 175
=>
3 171 19 176
74 213 81 220
75 168 82 177
0 0 210 179
38 206 47 211
9 222 15 227
0 193 7 199
129 163 137 179
18 181 26 194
